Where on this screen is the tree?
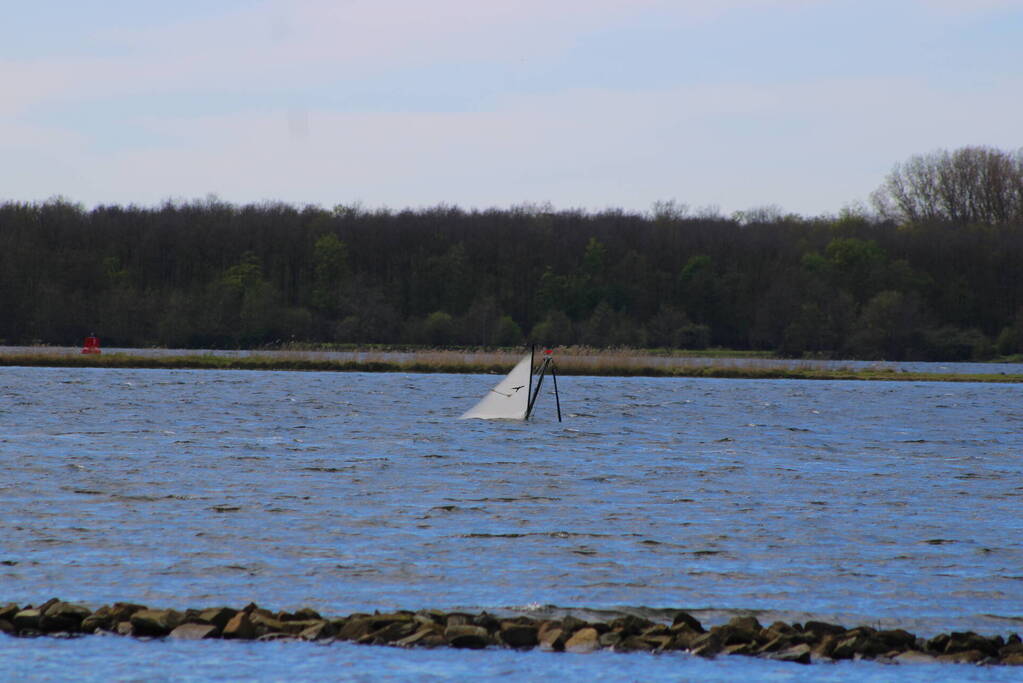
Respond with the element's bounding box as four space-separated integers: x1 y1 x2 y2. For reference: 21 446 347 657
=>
872 146 1023 224
845 290 927 359
310 233 350 314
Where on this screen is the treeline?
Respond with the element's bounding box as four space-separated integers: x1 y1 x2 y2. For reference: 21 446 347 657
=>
2 147 1022 361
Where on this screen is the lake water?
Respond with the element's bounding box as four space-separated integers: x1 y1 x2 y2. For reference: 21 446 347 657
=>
2 366 1022 680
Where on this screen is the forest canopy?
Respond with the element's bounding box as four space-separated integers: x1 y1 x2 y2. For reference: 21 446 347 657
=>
2 146 1022 361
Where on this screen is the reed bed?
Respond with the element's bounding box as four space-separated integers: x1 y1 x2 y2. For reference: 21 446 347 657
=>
2 347 1022 383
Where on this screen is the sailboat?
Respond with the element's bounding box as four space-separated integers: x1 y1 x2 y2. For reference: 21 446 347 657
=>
460 347 562 421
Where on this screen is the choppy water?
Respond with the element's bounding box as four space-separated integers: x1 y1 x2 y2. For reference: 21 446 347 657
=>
2 367 1022 680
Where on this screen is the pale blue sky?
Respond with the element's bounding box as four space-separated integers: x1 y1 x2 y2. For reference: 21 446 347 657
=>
2 0 1021 216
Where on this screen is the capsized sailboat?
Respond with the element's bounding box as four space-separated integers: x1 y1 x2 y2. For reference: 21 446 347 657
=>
460 348 561 421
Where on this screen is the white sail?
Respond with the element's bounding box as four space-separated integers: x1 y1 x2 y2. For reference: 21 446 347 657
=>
460 353 532 420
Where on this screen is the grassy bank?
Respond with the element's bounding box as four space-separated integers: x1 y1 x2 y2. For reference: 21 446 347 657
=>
2 350 1023 383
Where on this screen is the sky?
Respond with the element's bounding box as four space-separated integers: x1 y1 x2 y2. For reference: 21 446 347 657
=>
2 0 1022 217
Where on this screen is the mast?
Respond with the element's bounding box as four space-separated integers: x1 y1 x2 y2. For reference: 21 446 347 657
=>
525 345 535 420
551 360 562 422
526 356 547 420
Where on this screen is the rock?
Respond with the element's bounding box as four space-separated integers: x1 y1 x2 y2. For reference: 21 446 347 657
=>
617 636 657 652
395 625 446 648
337 614 413 641
36 598 61 615
256 633 297 642
894 650 939 664
723 642 758 656
755 634 796 654
560 615 586 632
0 619 14 635
169 623 217 640
610 615 654 636
565 627 601 653
444 624 490 649
250 612 285 636
337 617 374 641
938 649 987 664
104 603 147 627
645 635 673 652
945 631 998 657
1003 653 1023 666
444 613 474 627
689 631 724 657
473 612 500 633
669 625 702 650
116 621 134 636
713 616 762 647
672 611 704 633
365 621 417 645
599 631 622 648
1000 641 1023 657
80 606 116 633
280 619 329 636
765 621 797 636
131 609 184 637
0 604 20 622
641 624 670 638
770 644 812 664
499 622 538 649
811 634 840 659
292 607 322 621
13 610 42 632
726 615 763 633
197 607 237 630
802 621 846 640
415 609 447 625
876 628 916 652
830 628 890 660
538 626 566 652
298 621 334 641
222 612 257 640
926 633 950 653
41 602 91 633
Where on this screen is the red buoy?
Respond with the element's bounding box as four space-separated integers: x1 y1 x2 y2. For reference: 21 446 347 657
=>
81 335 101 354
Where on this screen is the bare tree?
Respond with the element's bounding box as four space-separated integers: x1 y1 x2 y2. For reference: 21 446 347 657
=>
872 146 1023 224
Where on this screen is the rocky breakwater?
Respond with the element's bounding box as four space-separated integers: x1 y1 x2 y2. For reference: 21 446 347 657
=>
2 599 1022 667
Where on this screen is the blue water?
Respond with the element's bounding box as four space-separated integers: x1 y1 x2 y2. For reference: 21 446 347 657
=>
2 367 1022 680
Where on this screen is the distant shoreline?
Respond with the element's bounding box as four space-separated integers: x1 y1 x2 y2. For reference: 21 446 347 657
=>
2 347 1022 383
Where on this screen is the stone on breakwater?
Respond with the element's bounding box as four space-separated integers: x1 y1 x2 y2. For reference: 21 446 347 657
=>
565 627 600 653
394 624 446 648
197 607 237 631
222 612 257 640
41 602 91 633
671 611 705 633
367 620 418 645
298 621 334 641
6 599 1023 667
498 621 538 649
169 623 218 640
81 603 147 633
802 620 846 639
769 643 812 664
538 622 568 652
12 609 42 633
444 624 490 649
944 631 1000 657
130 609 183 637
0 603 19 621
